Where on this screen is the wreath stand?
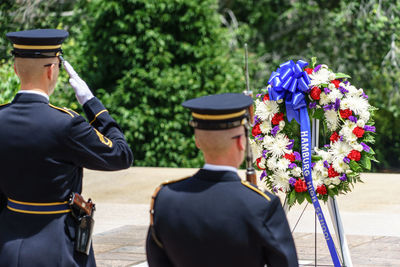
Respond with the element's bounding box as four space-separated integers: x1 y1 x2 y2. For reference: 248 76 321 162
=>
281 118 353 267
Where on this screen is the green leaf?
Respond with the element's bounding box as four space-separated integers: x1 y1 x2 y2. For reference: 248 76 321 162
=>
312 108 325 120
335 72 351 79
311 155 323 161
288 190 296 206
311 57 317 68
305 193 312 204
349 160 362 172
297 192 305 204
360 155 371 170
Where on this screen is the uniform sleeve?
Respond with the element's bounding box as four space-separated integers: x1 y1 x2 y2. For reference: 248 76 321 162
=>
65 97 133 170
146 227 174 267
261 196 299 267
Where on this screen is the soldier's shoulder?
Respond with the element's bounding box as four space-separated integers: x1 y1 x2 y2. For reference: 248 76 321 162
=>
48 104 80 118
240 181 273 202
0 102 11 110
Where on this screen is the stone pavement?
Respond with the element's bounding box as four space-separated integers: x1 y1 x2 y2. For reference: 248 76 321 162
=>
82 167 400 267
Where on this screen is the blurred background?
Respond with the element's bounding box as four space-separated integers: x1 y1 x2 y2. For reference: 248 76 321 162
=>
1 0 399 171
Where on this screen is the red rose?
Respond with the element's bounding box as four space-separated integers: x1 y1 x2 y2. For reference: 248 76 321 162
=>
328 166 339 177
330 132 340 143
294 179 307 193
352 127 365 138
256 157 265 170
316 185 327 195
263 94 270 102
310 86 322 100
271 112 284 125
331 79 341 88
348 150 361 161
339 109 352 119
252 124 262 137
305 68 313 74
284 153 296 162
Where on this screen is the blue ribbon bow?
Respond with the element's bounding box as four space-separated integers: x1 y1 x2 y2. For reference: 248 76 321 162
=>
267 60 311 123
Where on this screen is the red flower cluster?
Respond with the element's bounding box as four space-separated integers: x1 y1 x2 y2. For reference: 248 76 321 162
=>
252 124 262 137
305 68 313 74
330 132 340 143
263 94 270 102
256 157 265 170
340 109 352 119
310 86 322 100
352 127 365 138
271 112 284 125
294 179 307 193
284 153 296 162
348 150 361 161
328 166 339 177
316 185 327 195
331 79 341 88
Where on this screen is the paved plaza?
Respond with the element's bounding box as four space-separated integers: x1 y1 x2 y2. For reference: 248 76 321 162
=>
82 167 400 266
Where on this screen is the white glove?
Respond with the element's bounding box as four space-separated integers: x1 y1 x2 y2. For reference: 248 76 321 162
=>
63 60 94 105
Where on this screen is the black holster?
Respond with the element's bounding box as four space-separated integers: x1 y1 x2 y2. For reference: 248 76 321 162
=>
75 215 95 255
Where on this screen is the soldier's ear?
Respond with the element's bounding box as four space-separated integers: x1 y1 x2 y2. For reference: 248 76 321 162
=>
195 135 201 149
13 63 18 76
46 64 54 80
236 135 245 151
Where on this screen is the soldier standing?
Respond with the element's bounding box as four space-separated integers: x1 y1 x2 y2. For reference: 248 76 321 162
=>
0 29 133 266
146 93 298 267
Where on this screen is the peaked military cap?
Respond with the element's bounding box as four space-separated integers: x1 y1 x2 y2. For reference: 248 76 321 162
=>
6 29 69 58
182 93 253 130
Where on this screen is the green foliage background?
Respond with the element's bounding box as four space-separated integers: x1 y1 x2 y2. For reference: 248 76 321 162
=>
1 0 399 170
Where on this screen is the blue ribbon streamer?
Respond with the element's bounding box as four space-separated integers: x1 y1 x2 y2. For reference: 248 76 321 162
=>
268 60 341 267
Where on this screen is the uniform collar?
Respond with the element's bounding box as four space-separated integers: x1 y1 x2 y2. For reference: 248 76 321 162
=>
194 168 241 182
203 163 238 173
13 91 49 104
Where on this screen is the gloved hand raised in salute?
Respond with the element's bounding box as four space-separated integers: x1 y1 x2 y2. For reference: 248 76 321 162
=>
63 60 94 105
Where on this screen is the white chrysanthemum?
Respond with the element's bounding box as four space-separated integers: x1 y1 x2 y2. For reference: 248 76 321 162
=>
346 85 361 97
319 92 331 105
331 177 341 185
271 170 290 192
267 133 291 158
258 157 266 169
279 120 285 130
359 110 370 122
267 157 278 170
254 99 279 121
332 158 350 173
262 135 275 148
329 73 336 81
250 139 263 161
291 167 302 177
276 158 291 171
329 140 352 163
313 160 326 174
356 119 365 128
325 109 339 131
328 88 343 102
315 147 332 162
341 96 370 117
328 83 336 90
339 120 357 142
260 121 272 134
312 169 325 185
309 66 331 86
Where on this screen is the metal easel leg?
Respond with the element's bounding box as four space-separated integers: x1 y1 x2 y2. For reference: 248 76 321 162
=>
327 196 353 267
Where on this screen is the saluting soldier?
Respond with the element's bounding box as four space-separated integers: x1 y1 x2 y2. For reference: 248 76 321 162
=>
146 93 298 267
0 29 133 266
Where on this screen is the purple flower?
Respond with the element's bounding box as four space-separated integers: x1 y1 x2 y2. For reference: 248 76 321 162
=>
256 93 262 98
286 139 294 150
254 115 261 125
311 162 316 169
260 170 267 180
289 177 297 186
271 125 279 136
256 135 264 141
262 150 268 158
360 142 371 152
362 92 369 99
348 116 358 123
339 86 349 94
294 151 301 161
344 81 349 85
309 102 317 109
324 144 331 148
340 136 344 142
339 174 347 181
364 125 376 132
334 98 341 111
323 160 330 168
324 87 331 94
288 163 297 169
323 104 334 111
343 157 350 163
314 64 322 72
273 187 279 193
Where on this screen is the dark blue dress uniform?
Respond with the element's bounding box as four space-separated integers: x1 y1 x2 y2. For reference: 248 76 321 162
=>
146 93 298 267
0 29 133 267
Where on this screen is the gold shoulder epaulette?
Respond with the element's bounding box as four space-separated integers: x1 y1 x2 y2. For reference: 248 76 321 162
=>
161 176 191 186
241 180 271 201
0 102 10 108
48 104 76 118
64 107 80 116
